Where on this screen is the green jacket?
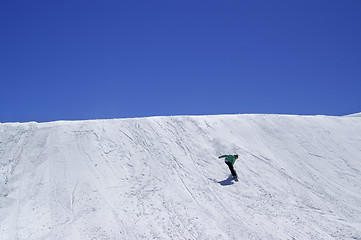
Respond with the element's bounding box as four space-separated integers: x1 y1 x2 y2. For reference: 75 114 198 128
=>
219 155 237 165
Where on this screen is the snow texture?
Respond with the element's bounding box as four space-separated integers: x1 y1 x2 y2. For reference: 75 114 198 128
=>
1 114 361 239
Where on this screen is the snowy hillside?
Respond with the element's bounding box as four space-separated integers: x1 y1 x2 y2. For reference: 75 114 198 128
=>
345 112 361 117
1 114 361 239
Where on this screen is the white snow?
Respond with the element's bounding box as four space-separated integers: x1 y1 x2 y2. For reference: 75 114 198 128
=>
1 114 361 239
345 112 361 117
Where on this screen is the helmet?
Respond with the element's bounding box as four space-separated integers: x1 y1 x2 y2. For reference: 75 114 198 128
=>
235 154 238 158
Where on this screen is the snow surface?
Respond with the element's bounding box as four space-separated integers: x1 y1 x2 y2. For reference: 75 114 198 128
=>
345 112 361 117
1 114 361 240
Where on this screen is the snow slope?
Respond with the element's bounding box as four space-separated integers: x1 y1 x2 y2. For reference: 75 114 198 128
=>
345 112 361 117
1 114 361 239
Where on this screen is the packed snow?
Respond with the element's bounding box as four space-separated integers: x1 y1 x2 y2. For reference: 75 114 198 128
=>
1 114 361 239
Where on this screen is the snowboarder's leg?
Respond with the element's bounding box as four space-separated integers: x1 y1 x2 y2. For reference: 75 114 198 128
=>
225 161 237 177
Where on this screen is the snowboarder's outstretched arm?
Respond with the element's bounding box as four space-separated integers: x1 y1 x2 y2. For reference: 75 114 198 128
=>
219 155 238 165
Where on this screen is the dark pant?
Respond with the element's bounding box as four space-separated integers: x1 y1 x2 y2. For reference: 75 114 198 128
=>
225 161 237 177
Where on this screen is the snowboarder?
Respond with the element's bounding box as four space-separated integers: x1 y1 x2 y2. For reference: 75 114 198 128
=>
219 154 239 181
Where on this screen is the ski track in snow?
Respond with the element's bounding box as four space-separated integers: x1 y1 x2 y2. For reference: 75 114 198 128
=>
1 114 361 239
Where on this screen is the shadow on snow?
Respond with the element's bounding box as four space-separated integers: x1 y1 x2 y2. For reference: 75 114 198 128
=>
210 175 235 186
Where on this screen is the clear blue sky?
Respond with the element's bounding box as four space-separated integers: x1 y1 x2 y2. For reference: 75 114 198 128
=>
1 0 361 122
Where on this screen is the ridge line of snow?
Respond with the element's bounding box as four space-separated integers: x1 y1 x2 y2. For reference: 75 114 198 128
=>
0 113 343 126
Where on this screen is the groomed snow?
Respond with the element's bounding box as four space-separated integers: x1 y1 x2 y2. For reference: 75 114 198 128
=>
1 114 361 239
